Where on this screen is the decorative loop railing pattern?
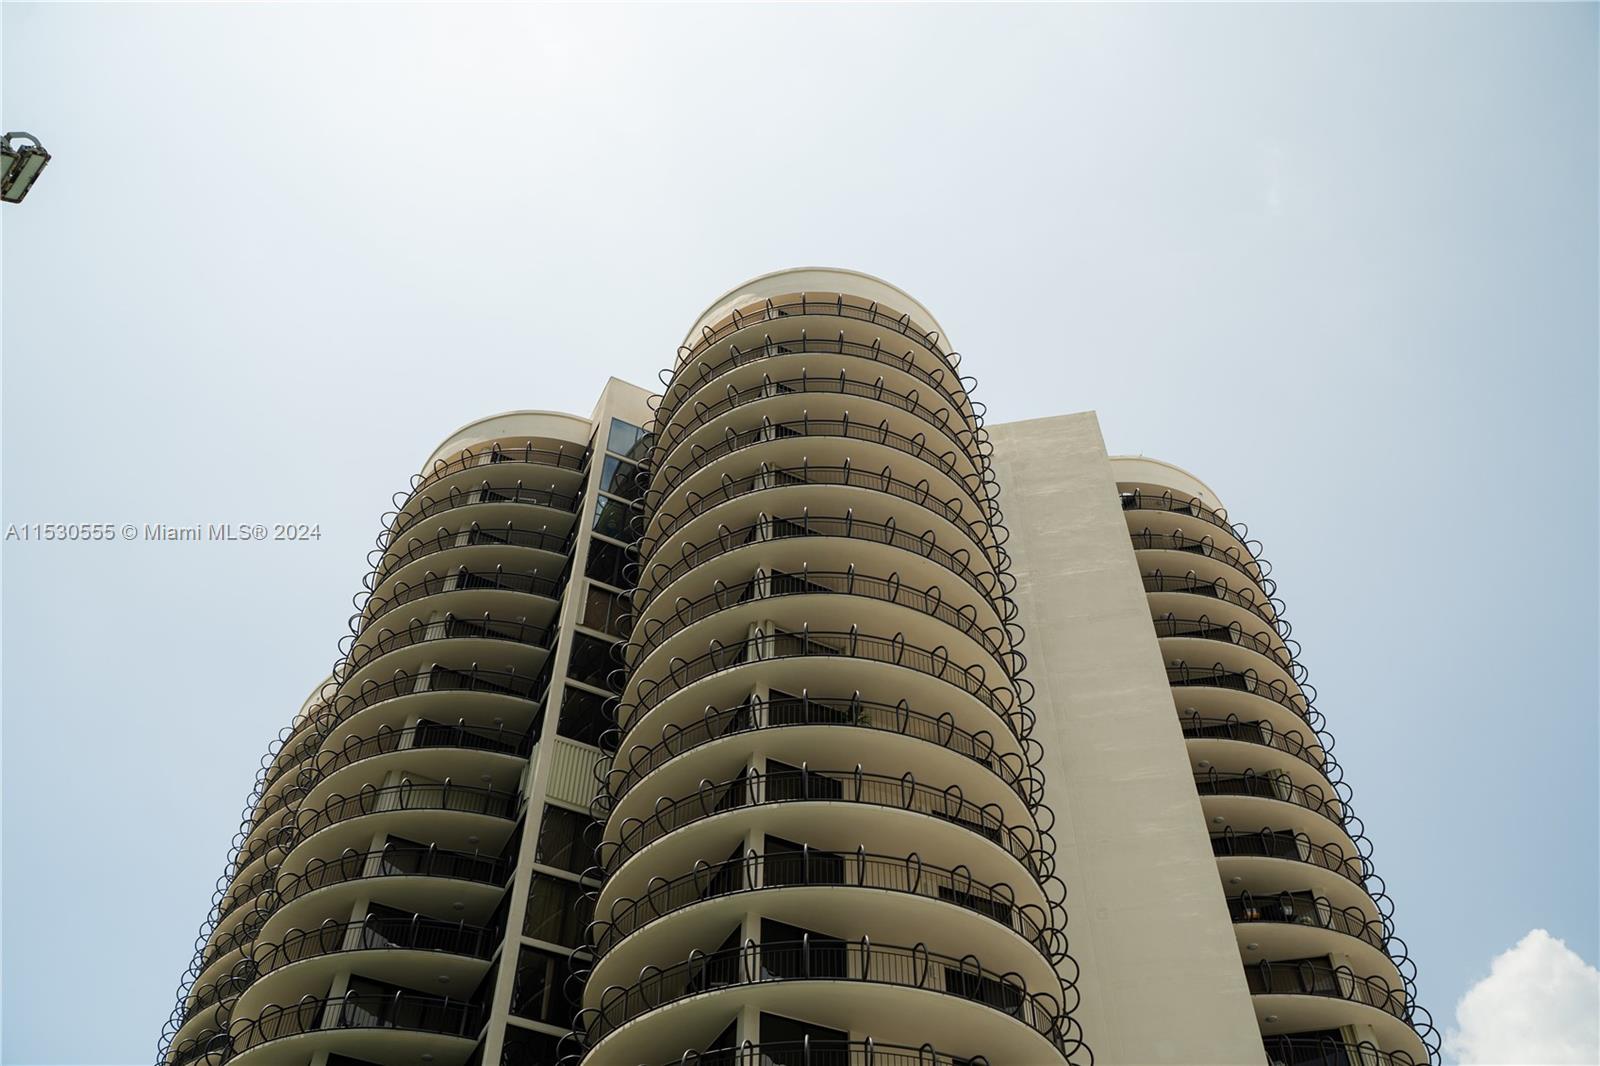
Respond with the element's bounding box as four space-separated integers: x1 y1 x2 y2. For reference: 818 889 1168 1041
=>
1129 530 1271 592
592 848 1056 962
580 939 1075 1053
601 767 1047 880
1225 892 1388 954
252 913 497 977
638 1039 994 1066
273 843 508 912
1209 829 1369 888
1178 712 1329 779
368 523 573 590
1244 958 1415 1024
603 694 1040 810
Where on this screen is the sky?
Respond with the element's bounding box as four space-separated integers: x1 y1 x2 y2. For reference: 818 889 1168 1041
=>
1 4 1595 1065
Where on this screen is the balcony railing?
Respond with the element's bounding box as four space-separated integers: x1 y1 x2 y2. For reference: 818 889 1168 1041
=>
293 780 518 849
369 524 574 589
254 913 498 977
657 330 978 439
412 443 587 494
357 566 567 631
1193 771 1346 831
1151 616 1294 674
602 766 1045 880
274 843 509 911
645 464 1001 566
1179 713 1328 777
1119 490 1253 550
1261 1035 1425 1066
622 629 1023 739
1129 531 1270 590
647 416 995 520
605 694 1038 809
1244 958 1413 1024
1226 892 1387 954
581 939 1071 1054
1209 830 1368 889
220 991 485 1060
676 293 958 368
1166 665 1309 721
650 378 987 498
643 1039 998 1066
637 513 1013 619
1140 572 1282 631
593 847 1054 962
628 569 1013 674
309 720 534 781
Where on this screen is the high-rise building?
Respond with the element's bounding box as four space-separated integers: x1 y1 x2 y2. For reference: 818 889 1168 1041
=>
160 269 1435 1066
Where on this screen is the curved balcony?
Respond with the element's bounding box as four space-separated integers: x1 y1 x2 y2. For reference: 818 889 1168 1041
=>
411 442 587 496
649 416 996 525
384 484 582 563
604 694 1041 811
1120 489 1258 558
592 848 1058 964
369 523 572 593
650 379 986 505
637 514 1014 621
640 1040 1004 1066
619 629 1027 747
356 567 566 636
1210 830 1369 892
284 781 518 869
1193 771 1349 841
627 569 1016 683
658 332 981 449
1179 713 1330 783
1246 959 1430 1061
1130 531 1271 593
600 766 1048 882
1152 616 1297 682
323 666 546 743
1227 892 1389 957
1261 1035 1427 1066
643 464 1003 571
1141 573 1283 633
1167 665 1310 723
339 615 554 681
269 843 507 927
581 939 1074 1062
222 992 485 1065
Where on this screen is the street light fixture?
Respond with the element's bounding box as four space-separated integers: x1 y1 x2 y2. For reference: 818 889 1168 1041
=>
2 132 51 203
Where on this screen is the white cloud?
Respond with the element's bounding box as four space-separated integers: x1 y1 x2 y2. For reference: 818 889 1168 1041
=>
1447 929 1600 1065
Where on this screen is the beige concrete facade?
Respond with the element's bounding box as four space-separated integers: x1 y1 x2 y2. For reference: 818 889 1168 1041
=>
990 413 1267 1064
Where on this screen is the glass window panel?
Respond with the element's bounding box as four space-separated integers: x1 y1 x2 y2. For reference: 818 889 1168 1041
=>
592 495 635 540
535 805 595 875
556 685 608 747
600 455 642 501
584 537 631 588
582 584 630 637
566 632 619 691
606 418 649 460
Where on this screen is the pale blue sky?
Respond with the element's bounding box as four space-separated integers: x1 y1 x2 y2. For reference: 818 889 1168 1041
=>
2 4 1595 1064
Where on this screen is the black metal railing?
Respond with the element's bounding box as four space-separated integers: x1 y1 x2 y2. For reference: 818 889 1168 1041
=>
254 913 497 977
1261 1035 1424 1066
219 992 485 1059
628 569 1012 674
341 615 554 676
273 843 509 912
643 1039 997 1066
357 566 566 631
369 523 573 589
661 328 977 436
1245 958 1413 1023
593 848 1054 961
650 377 986 506
605 694 1038 809
310 721 533 781
1120 490 1255 551
1129 531 1270 590
1151 616 1294 674
582 939 1071 1052
603 766 1044 879
636 513 1013 620
1140 572 1282 630
648 416 994 520
1226 892 1387 954
293 780 518 846
1209 830 1368 888
644 464 1002 566
677 293 958 369
622 629 1022 738
1193 770 1346 831
386 481 583 548
1167 665 1310 720
1179 713 1328 777
412 443 586 494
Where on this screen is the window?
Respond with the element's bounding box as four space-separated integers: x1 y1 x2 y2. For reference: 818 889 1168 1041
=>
523 873 594 948
592 494 635 540
582 584 630 637
584 537 632 588
606 418 649 460
600 455 642 501
535 804 596 876
555 685 608 747
566 632 619 691
510 946 578 1027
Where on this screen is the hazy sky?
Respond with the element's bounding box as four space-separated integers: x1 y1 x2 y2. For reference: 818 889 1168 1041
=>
3 4 1595 1065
